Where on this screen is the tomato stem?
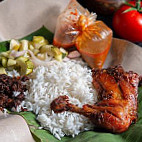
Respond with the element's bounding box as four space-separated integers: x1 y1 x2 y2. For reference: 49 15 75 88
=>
124 0 142 13
136 0 141 11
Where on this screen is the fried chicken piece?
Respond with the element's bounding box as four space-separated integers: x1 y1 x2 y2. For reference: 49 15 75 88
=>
50 65 139 133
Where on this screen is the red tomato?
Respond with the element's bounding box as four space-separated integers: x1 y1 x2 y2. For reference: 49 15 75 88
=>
113 1 142 42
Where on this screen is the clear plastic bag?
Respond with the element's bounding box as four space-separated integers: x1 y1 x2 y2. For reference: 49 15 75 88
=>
53 0 89 48
53 0 112 68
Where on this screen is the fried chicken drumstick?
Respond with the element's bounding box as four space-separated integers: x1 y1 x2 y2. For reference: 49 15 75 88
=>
50 65 139 133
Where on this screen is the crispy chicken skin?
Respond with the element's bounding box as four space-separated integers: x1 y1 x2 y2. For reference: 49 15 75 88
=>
50 65 139 133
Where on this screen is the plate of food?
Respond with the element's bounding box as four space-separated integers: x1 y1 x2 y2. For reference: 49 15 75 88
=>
0 0 142 142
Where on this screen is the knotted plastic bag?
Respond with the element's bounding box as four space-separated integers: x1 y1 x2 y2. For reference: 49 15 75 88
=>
53 0 112 68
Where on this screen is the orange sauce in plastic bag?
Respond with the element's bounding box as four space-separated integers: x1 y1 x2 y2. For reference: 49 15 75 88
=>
75 15 112 68
53 23 75 48
53 0 112 69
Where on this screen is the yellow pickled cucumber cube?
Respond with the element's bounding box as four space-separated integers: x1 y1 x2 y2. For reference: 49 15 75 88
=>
7 59 16 66
40 45 65 61
20 40 29 51
51 47 61 55
40 45 52 54
16 56 29 62
54 54 62 61
16 59 27 75
60 48 68 58
2 57 8 68
0 67 7 74
29 43 34 51
33 49 39 55
32 36 49 49
19 40 29 58
0 51 9 58
26 68 33 75
16 56 33 75
51 47 62 61
26 60 34 69
10 39 21 51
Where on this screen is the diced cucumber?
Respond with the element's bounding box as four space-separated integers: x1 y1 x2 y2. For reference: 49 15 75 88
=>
16 59 27 75
52 47 62 61
0 67 7 74
26 68 33 75
26 60 34 69
0 52 9 58
33 36 49 49
40 45 52 54
60 48 68 58
2 57 8 68
20 40 29 51
29 43 34 51
16 56 29 62
33 49 39 55
10 39 21 50
7 59 16 66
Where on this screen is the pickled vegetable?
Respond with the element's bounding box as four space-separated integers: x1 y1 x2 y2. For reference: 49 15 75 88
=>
32 36 49 49
0 67 7 74
9 36 67 62
0 36 68 75
0 51 34 75
2 57 7 68
16 57 33 75
10 39 21 50
7 59 16 66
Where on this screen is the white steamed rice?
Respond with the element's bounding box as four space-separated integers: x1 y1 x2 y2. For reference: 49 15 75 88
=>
17 58 98 140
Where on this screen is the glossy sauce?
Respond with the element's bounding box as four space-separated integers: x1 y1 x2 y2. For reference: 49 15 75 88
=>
75 21 112 68
78 44 111 69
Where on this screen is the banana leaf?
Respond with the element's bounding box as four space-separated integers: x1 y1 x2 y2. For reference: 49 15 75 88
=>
0 26 53 53
1 26 142 142
19 87 142 142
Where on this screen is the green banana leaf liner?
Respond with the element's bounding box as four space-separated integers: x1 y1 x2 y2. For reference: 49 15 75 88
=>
1 26 142 142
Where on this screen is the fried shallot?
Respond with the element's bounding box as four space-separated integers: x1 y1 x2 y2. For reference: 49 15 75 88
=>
0 74 28 111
